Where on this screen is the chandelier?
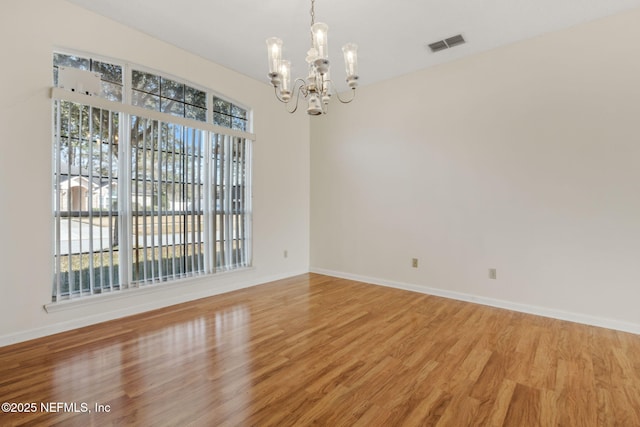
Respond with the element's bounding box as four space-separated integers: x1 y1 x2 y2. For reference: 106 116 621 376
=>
266 0 359 115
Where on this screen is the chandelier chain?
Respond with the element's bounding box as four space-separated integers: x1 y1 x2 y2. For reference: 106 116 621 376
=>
310 0 315 26
310 0 316 43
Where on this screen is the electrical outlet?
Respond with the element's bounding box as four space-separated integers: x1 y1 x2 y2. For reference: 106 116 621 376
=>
489 268 497 279
412 258 418 268
284 250 288 258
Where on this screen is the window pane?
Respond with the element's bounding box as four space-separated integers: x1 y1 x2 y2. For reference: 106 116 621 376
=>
53 53 89 70
213 97 230 114
92 60 122 84
232 117 247 131
185 87 206 108
161 77 184 102
53 100 121 300
231 105 247 119
130 119 207 283
186 105 206 122
161 99 185 118
132 70 160 94
132 90 160 111
213 113 231 128
101 82 123 102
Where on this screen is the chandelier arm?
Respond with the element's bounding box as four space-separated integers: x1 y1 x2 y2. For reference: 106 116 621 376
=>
335 88 356 104
273 78 308 104
294 78 309 97
286 87 302 114
327 79 357 104
285 79 309 114
273 86 287 103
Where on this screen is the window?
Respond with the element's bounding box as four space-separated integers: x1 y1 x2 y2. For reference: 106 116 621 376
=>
132 70 207 122
53 53 123 102
213 96 248 131
53 101 121 297
52 52 253 302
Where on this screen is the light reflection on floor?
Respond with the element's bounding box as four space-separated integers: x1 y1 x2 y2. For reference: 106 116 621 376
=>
52 341 124 407
48 305 253 423
213 306 251 421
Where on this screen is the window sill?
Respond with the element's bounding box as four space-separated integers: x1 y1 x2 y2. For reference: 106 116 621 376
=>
44 266 255 313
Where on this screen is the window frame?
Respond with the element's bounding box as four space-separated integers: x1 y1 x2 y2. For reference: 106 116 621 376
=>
50 51 254 303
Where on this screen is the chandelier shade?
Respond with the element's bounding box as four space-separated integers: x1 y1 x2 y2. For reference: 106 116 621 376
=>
266 37 283 78
266 0 359 115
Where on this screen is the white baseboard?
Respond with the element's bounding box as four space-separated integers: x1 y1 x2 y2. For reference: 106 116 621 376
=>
0 269 308 347
310 267 640 335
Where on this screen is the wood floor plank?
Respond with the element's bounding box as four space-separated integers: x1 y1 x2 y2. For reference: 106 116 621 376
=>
483 379 517 427
1 273 639 426
399 387 450 426
502 383 541 427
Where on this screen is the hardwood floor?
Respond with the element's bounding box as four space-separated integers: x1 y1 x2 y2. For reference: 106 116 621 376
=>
1 273 639 426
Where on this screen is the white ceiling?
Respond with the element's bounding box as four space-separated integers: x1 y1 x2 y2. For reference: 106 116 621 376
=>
67 0 640 92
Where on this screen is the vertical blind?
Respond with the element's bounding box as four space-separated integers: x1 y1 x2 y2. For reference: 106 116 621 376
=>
52 92 252 301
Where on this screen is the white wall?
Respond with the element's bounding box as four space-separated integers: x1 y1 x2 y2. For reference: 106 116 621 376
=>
311 8 640 332
0 0 310 345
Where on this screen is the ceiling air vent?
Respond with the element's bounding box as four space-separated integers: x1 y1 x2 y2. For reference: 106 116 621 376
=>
427 34 466 53
428 40 448 53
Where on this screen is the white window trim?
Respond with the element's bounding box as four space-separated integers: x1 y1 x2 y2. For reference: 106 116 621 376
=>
43 266 256 313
